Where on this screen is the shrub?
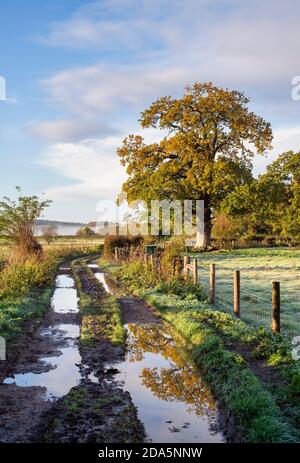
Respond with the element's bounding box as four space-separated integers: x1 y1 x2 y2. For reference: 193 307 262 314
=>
160 236 185 280
103 234 144 259
76 226 96 238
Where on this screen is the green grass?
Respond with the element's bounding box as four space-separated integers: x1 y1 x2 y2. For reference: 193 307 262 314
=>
0 245 101 344
186 248 300 337
0 287 53 342
107 259 300 443
72 259 125 346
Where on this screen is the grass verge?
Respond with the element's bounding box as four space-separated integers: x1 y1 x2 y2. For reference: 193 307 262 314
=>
72 258 125 346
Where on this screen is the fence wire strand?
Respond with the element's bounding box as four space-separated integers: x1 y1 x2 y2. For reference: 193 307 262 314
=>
188 260 300 339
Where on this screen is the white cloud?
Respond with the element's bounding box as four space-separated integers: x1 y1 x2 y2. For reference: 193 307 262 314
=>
37 0 214 52
36 0 300 130
41 63 192 118
38 127 161 201
253 126 300 174
39 137 126 200
28 118 117 142
37 0 300 87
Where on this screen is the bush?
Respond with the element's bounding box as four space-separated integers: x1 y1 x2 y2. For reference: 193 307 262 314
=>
103 234 144 259
0 256 57 301
160 236 185 280
76 226 95 238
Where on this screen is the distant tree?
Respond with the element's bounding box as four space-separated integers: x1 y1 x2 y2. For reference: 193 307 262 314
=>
118 82 272 247
212 213 242 244
0 187 51 258
42 223 58 244
260 151 300 240
76 226 95 238
222 151 300 241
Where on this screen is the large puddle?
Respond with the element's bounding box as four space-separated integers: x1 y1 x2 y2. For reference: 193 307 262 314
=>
3 271 82 399
97 268 224 443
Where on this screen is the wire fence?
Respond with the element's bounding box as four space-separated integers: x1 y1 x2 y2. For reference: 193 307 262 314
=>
187 259 300 340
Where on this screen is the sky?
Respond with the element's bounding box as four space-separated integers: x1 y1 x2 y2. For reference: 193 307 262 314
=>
1 0 300 222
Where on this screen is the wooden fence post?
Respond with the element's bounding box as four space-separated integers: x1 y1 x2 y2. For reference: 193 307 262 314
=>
193 258 198 285
149 254 154 270
272 281 280 333
210 264 216 304
234 270 240 318
172 259 176 277
183 255 190 280
114 247 118 262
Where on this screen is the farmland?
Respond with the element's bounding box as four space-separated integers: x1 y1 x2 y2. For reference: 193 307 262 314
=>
188 248 300 338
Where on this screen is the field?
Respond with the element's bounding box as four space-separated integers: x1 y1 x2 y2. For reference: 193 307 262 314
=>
189 248 300 338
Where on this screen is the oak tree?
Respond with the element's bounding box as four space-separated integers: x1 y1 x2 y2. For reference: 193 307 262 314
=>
118 82 272 247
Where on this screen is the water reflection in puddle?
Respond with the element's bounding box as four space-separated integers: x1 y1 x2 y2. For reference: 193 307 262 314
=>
3 272 83 399
112 323 224 443
55 274 75 288
4 324 82 399
94 272 113 294
87 263 113 294
52 288 78 313
82 268 224 442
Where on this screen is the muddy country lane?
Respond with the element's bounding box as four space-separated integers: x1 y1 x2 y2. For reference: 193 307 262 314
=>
0 260 224 443
92 263 224 443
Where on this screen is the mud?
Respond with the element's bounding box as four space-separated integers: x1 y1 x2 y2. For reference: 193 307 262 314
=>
119 297 159 324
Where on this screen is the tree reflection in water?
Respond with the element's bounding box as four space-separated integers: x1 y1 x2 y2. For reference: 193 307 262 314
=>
125 323 216 417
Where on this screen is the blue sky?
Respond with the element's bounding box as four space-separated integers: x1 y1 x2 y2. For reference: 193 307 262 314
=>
1 0 300 221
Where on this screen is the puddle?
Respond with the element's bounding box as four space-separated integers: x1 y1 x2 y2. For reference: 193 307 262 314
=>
3 263 225 442
94 272 113 294
88 262 113 294
111 323 224 443
55 274 75 288
4 324 82 399
87 264 99 270
51 288 79 313
91 267 225 443
3 271 84 400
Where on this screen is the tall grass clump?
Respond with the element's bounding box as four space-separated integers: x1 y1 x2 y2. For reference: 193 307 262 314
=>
0 244 100 342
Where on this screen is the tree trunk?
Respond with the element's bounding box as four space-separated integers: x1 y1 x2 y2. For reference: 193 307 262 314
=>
195 198 212 249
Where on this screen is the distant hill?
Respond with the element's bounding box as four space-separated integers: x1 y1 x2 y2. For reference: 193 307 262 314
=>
35 220 87 227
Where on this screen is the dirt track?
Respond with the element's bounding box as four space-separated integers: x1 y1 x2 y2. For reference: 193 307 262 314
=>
0 262 145 443
118 297 159 324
